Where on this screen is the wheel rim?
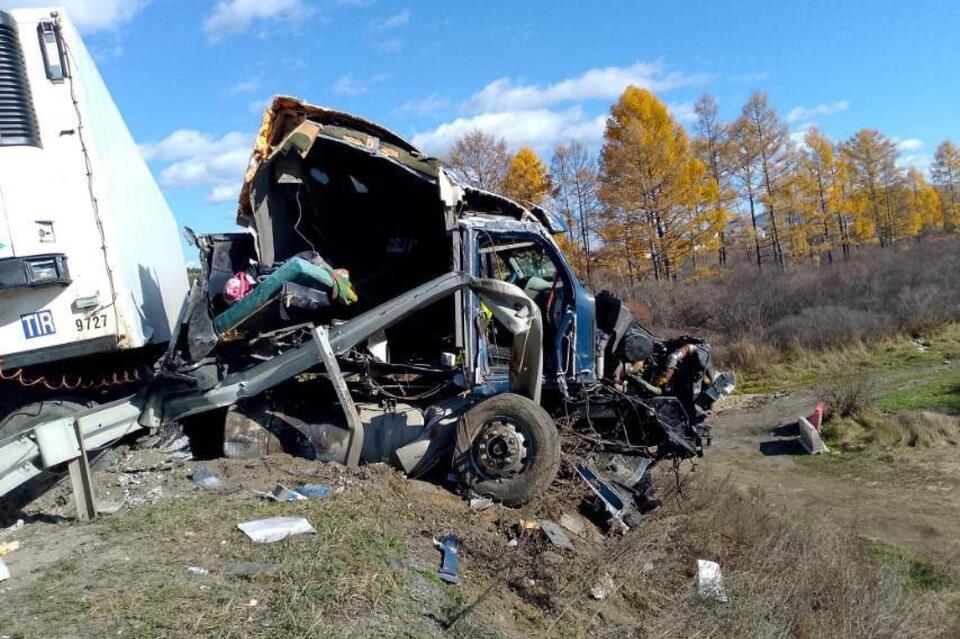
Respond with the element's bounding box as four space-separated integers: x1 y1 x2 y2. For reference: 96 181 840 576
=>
472 417 531 479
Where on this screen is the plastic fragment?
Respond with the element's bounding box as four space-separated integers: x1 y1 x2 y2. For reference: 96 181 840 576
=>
433 533 460 584
697 559 728 603
559 513 586 538
191 464 225 490
0 541 20 556
0 558 9 582
539 519 574 550
188 566 209 576
295 484 331 500
589 573 615 600
237 517 315 543
469 497 493 511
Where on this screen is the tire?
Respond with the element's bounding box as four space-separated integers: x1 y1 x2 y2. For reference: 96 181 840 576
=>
0 398 95 517
452 393 561 507
0 398 95 439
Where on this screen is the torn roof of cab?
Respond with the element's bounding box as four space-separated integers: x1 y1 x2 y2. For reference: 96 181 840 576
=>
238 96 567 234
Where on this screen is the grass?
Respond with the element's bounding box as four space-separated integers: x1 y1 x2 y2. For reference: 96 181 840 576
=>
0 490 467 639
731 322 960 395
876 368 960 414
866 539 957 593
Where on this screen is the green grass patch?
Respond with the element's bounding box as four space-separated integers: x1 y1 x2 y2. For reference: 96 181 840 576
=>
866 539 956 593
734 322 960 395
875 368 960 414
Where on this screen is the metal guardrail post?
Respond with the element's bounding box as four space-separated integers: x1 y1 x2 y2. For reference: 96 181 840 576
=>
312 326 365 468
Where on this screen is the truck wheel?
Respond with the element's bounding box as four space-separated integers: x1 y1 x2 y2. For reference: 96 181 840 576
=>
452 393 560 507
0 398 95 439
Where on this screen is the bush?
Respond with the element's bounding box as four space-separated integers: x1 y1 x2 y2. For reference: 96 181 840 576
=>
823 377 877 419
614 239 960 352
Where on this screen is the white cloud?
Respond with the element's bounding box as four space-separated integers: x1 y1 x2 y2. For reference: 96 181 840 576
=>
141 130 251 202
2 0 148 32
412 107 607 157
377 9 409 30
333 74 369 96
462 61 709 113
375 38 403 53
203 0 308 40
206 184 242 203
400 95 450 116
225 79 260 96
897 138 923 152
785 101 849 123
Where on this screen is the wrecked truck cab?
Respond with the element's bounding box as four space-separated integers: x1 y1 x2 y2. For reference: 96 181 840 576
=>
160 96 732 507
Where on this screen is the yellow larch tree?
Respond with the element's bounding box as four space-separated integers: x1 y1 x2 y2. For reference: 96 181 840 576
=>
599 86 716 283
931 140 960 232
500 147 551 206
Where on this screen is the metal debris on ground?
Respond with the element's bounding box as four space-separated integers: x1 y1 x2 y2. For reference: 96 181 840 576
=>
696 559 728 603
224 561 282 577
518 518 540 531
237 517 316 543
190 464 225 490
433 533 461 585
539 519 574 550
575 463 632 531
559 513 586 538
0 558 9 582
187 566 209 576
589 573 615 600
469 496 493 511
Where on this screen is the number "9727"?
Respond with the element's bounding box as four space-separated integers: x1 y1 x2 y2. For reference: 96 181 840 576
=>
76 314 108 332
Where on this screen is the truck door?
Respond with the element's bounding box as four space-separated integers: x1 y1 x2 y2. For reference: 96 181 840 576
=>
469 231 577 389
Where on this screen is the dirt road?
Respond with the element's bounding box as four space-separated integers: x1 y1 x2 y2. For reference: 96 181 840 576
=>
705 390 960 559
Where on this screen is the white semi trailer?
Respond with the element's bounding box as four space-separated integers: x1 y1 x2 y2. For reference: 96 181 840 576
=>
0 7 188 421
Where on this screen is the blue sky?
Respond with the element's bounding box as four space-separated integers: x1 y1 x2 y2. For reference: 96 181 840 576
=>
6 0 959 257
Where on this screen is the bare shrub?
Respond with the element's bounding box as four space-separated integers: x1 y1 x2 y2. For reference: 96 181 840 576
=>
602 474 950 639
615 239 960 353
823 377 877 419
766 306 891 350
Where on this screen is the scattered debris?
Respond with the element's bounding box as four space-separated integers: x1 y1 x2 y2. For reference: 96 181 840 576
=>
518 518 540 531
0 558 8 582
559 513 586 538
295 483 331 500
589 573 615 600
808 400 826 431
469 496 493 511
696 559 728 603
187 566 209 576
575 463 632 530
433 533 461 585
0 541 21 556
96 501 123 515
913 339 929 353
798 416 830 455
257 483 331 501
237 517 315 543
539 519 574 550
190 464 225 490
0 519 23 537
225 561 282 577
506 538 518 547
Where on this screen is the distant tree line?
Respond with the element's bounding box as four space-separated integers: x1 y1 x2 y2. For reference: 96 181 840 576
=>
446 87 960 290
